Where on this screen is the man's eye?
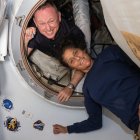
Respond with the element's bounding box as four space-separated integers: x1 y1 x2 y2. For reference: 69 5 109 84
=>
49 19 56 24
50 20 54 23
39 23 45 26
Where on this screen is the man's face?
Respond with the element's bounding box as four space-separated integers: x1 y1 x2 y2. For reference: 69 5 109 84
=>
63 48 92 73
34 6 61 39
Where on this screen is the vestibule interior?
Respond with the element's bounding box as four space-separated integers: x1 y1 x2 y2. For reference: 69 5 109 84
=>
20 0 114 107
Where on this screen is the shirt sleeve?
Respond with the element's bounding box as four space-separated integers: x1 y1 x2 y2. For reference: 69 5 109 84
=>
28 38 37 49
28 28 40 49
67 88 102 133
103 45 138 67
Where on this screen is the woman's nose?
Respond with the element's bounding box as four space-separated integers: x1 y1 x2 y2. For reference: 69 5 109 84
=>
76 56 81 60
74 56 80 62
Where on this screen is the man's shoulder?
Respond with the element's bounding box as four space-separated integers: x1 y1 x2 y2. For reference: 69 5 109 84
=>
61 18 80 30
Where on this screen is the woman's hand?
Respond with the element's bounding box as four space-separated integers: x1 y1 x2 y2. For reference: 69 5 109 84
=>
53 124 68 134
57 87 73 102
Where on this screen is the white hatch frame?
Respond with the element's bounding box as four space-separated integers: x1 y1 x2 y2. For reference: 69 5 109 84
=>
9 0 84 108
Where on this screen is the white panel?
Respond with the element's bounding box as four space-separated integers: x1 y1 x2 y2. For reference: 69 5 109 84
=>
101 0 140 67
0 19 8 61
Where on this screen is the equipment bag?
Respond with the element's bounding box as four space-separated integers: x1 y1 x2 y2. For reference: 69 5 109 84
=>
29 49 69 82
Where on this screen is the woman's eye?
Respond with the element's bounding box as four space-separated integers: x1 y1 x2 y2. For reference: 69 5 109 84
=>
69 59 74 65
74 50 78 56
70 59 73 64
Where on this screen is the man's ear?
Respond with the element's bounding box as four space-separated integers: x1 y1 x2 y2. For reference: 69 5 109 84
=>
58 12 61 22
33 18 37 27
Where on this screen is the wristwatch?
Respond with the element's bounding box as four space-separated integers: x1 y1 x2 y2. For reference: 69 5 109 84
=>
67 83 75 90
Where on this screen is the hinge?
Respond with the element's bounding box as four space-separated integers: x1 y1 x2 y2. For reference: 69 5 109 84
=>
44 91 53 99
15 15 25 27
16 60 25 71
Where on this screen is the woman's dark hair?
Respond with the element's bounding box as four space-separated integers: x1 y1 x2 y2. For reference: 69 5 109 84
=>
59 28 87 68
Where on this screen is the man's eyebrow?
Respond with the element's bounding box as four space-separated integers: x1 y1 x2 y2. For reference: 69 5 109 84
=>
48 18 55 21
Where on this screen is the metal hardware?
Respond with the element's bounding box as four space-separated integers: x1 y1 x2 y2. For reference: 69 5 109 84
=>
16 60 25 71
15 15 25 27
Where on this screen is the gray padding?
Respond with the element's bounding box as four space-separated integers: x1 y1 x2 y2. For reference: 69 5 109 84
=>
72 0 91 52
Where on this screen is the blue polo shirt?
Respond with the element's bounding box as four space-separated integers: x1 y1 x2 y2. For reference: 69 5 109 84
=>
68 45 140 133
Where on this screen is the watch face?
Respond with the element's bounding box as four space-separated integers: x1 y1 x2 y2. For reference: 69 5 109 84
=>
67 83 75 90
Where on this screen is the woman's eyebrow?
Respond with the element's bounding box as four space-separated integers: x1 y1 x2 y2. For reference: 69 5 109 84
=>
67 58 72 65
73 49 77 56
65 49 76 64
65 56 70 65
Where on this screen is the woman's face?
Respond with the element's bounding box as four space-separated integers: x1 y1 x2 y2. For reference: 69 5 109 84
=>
63 48 92 73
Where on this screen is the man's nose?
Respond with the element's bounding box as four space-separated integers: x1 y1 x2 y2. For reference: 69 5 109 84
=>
45 23 52 31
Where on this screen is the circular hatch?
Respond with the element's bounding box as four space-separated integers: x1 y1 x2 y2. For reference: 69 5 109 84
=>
9 0 85 108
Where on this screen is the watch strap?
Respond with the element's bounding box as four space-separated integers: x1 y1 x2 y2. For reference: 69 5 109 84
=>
67 83 75 90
